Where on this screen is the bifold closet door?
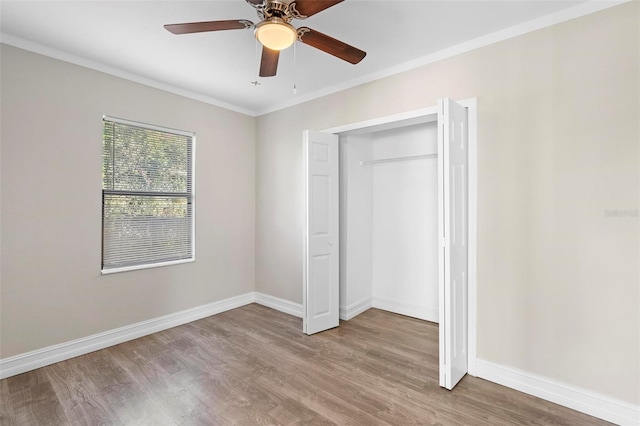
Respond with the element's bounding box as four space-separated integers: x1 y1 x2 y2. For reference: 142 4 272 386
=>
303 130 340 335
439 98 469 390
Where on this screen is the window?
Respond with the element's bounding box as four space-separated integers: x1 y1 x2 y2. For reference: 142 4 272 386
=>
102 116 195 273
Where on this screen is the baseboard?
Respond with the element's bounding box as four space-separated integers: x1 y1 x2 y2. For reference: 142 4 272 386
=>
0 293 255 380
340 297 372 320
8 293 635 426
372 297 438 323
476 359 640 426
254 292 303 318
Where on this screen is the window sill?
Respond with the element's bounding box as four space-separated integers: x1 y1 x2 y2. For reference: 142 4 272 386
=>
101 258 195 275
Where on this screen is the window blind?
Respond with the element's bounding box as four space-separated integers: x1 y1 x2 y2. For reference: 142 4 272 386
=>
102 117 194 272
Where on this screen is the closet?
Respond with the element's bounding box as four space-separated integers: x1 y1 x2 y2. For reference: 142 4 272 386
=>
339 120 439 322
303 98 475 390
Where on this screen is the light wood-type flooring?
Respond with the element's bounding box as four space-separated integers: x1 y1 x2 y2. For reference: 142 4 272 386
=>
0 304 610 425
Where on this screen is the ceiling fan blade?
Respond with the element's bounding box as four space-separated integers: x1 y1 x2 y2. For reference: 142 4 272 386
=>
260 47 280 77
297 27 366 64
290 0 344 18
246 0 263 4
164 19 253 35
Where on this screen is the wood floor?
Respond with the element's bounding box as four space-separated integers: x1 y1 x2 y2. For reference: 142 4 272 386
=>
1 304 610 425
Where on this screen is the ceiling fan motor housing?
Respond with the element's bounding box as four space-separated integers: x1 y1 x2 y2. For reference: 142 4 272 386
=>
254 0 301 22
265 1 290 18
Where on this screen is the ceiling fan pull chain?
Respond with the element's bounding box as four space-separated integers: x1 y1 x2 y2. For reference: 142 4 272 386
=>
293 41 297 94
255 38 260 80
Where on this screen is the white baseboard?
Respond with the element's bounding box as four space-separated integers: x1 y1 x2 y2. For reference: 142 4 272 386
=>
254 292 303 318
372 297 439 323
0 293 255 380
476 359 640 426
5 291 636 426
340 297 372 320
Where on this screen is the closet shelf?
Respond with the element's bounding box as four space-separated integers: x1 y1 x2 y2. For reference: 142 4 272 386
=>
359 153 438 166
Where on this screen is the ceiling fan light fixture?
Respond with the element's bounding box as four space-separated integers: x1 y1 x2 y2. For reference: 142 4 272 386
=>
255 18 297 51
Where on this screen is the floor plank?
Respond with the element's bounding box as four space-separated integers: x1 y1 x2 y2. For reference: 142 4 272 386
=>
0 304 611 425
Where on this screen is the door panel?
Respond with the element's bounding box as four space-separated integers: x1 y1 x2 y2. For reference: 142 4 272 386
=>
304 131 339 335
439 98 469 390
312 175 330 234
311 254 331 315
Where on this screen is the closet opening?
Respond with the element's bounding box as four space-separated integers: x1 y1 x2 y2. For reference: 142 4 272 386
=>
338 118 440 324
303 99 477 390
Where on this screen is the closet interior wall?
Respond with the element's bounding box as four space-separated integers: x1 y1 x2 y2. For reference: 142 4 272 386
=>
339 121 439 322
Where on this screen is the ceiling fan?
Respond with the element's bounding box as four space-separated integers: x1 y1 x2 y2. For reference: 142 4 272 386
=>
164 0 366 77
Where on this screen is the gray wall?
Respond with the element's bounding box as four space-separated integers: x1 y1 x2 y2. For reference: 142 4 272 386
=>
255 3 639 404
1 45 256 358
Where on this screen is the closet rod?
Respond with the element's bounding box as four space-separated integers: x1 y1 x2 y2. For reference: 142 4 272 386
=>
359 153 438 166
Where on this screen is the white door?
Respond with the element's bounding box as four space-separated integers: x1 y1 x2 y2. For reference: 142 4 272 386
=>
303 130 340 335
438 98 469 389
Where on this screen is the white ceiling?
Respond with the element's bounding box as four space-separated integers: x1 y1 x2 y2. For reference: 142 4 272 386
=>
1 0 597 115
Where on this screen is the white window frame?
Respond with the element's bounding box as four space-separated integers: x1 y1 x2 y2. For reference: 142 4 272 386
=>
101 115 196 274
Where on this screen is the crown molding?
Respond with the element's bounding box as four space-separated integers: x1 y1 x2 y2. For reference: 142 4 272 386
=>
0 33 256 117
255 0 630 116
1 1 629 117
